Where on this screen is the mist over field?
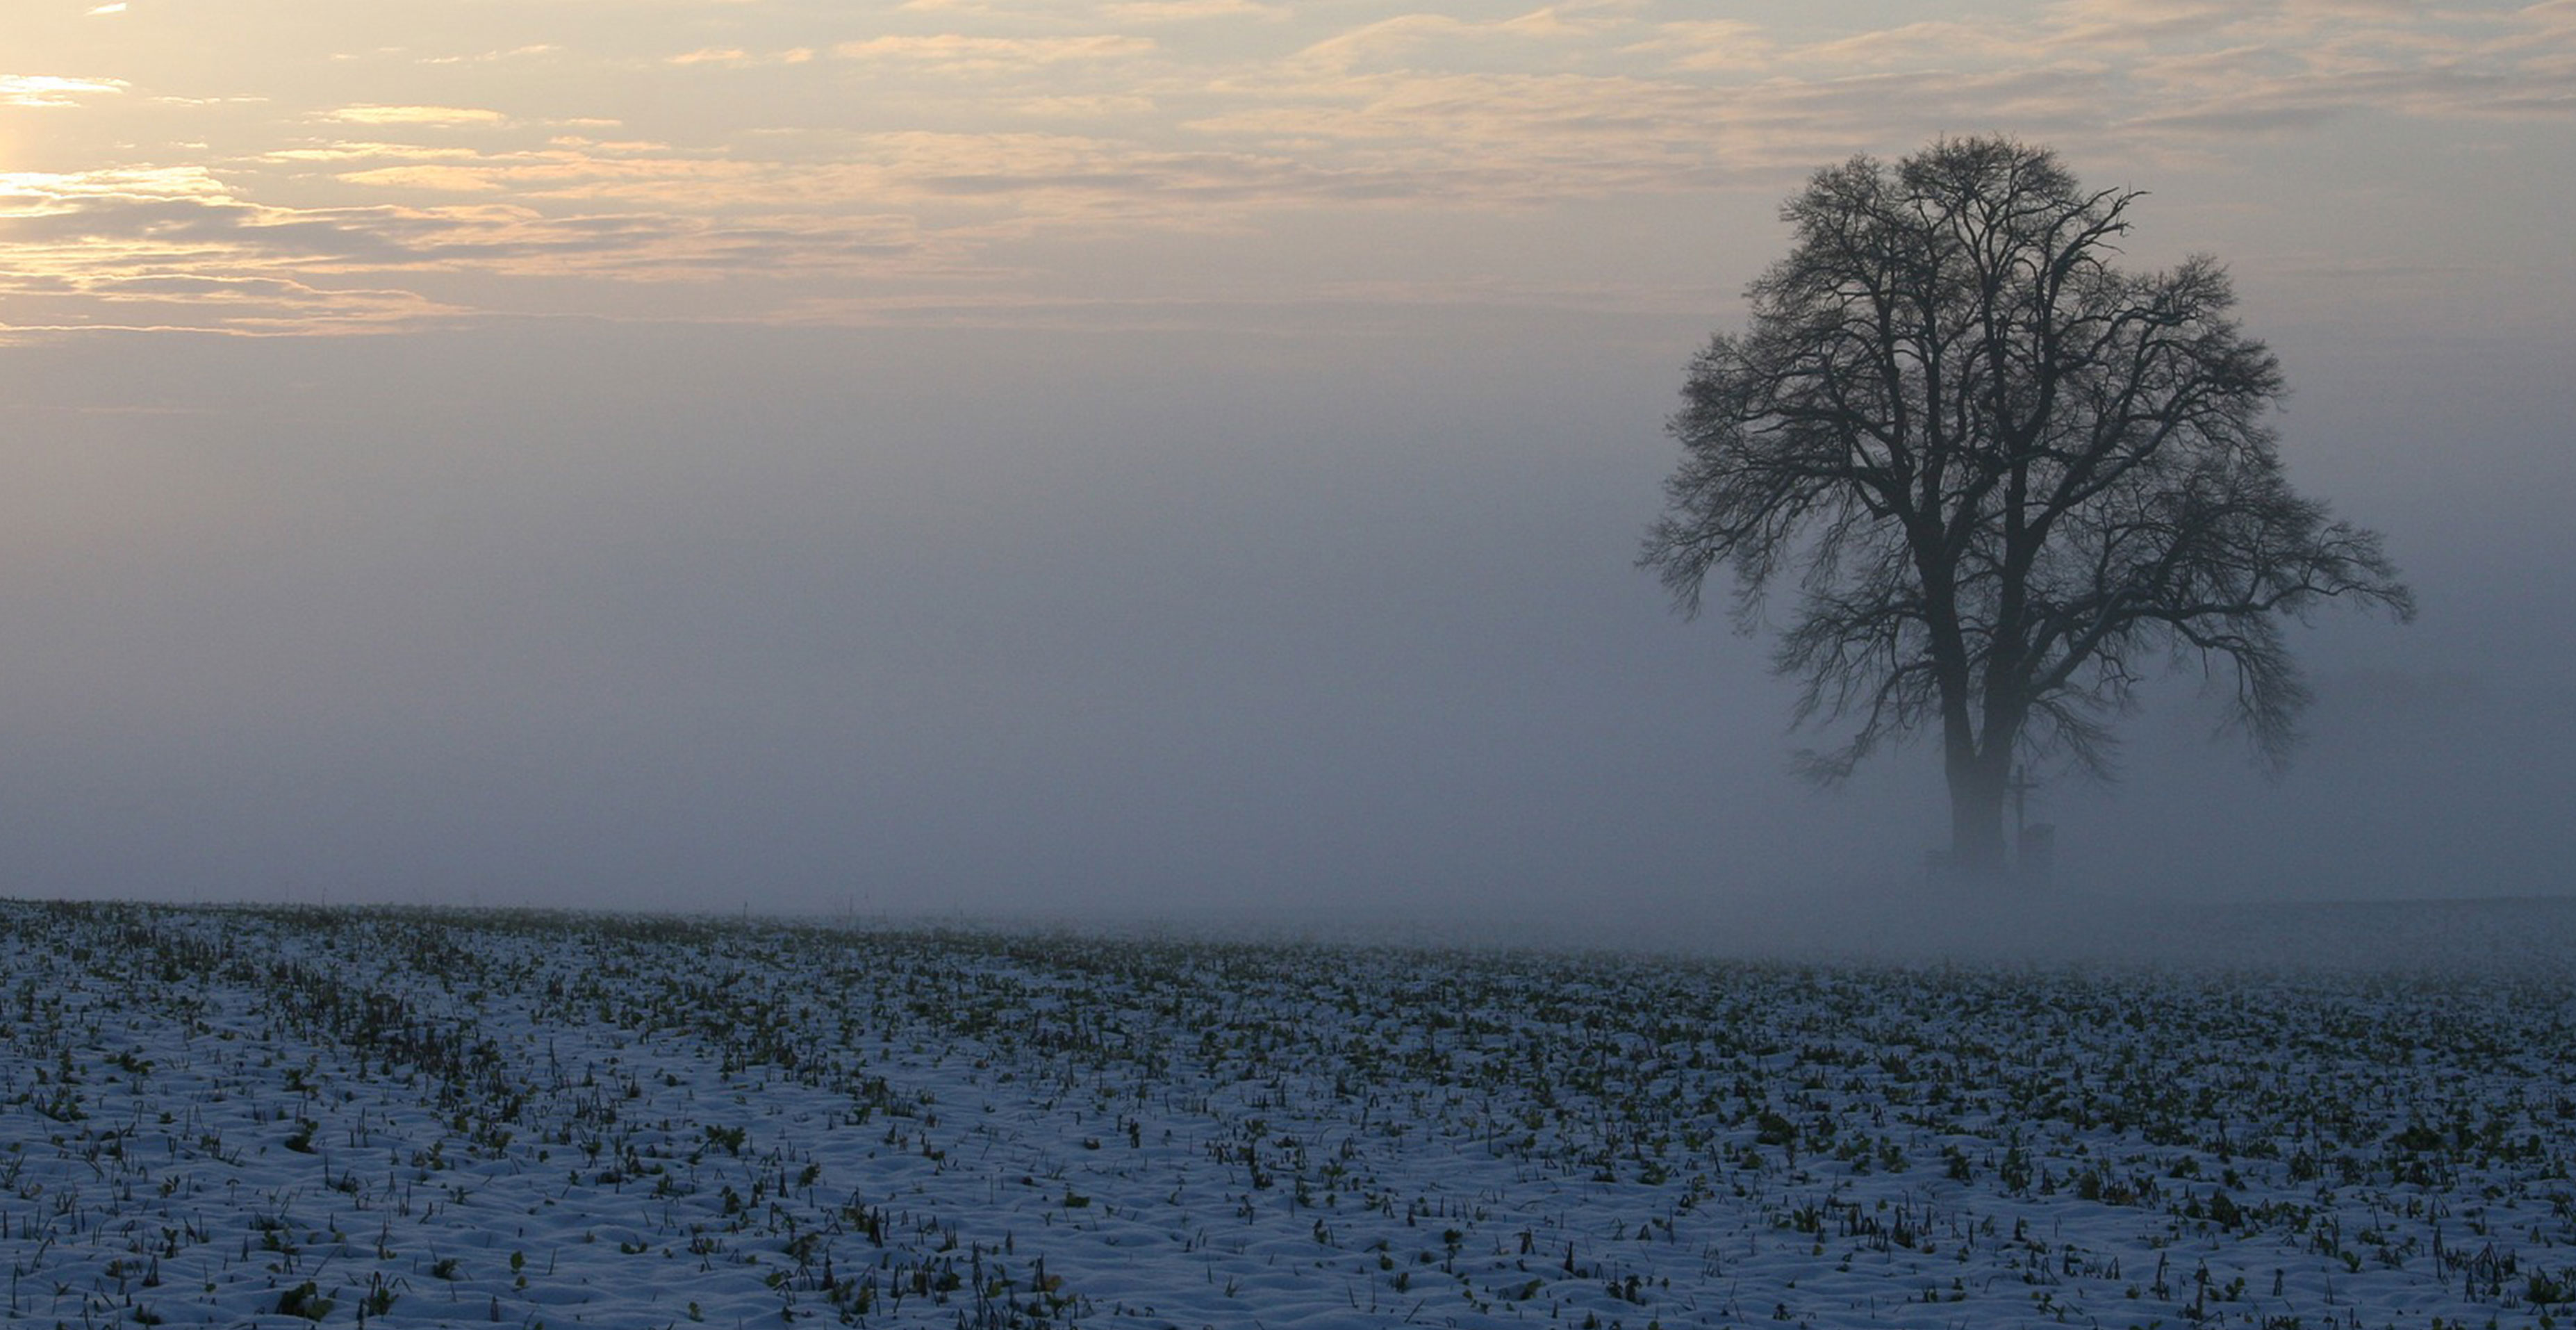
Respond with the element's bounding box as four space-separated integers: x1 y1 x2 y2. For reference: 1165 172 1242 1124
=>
1 315 2567 939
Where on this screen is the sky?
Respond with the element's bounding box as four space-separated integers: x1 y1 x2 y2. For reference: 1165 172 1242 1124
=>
1 0 2570 930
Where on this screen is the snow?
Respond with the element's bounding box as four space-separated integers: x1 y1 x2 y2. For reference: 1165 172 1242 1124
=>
2 898 2572 1328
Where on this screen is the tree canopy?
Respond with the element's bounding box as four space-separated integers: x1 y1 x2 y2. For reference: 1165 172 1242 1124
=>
1642 137 2413 876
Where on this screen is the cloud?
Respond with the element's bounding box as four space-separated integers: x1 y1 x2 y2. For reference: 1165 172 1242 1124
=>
1496 4 1643 40
2525 0 2576 37
276 126 1569 233
1 165 235 207
667 47 816 67
0 163 952 335
2286 0 2421 16
7 0 2569 338
1628 20 1776 73
1182 59 2130 194
1014 95 1157 117
419 45 562 65
1289 16 1476 72
1292 6 1651 75
262 143 485 164
0 74 129 107
336 165 515 192
2122 59 2576 133
0 238 468 334
1099 0 1284 20
830 34 1157 74
1778 22 2013 70
324 105 509 126
308 141 780 204
2043 0 2236 49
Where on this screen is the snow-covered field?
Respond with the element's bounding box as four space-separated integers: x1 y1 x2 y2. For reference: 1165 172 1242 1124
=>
3 899 2573 1329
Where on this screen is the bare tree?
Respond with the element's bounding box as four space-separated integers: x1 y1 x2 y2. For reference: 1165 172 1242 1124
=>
1642 138 2413 878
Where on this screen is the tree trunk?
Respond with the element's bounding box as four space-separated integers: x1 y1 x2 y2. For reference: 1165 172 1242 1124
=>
1945 753 2010 879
